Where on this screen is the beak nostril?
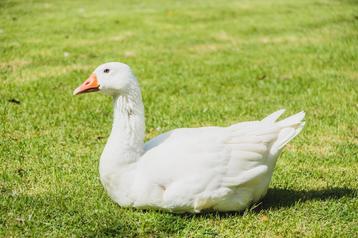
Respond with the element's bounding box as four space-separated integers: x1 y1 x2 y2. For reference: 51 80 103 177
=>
85 81 90 85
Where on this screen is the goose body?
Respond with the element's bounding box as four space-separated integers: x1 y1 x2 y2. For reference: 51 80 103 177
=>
74 62 305 213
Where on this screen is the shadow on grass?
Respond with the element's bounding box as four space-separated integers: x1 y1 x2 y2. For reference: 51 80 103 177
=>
89 187 357 237
177 187 357 218
258 187 356 211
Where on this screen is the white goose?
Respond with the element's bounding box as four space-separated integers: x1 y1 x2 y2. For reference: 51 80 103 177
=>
73 62 305 213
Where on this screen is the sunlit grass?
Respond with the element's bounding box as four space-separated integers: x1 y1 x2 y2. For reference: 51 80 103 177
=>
1 0 357 237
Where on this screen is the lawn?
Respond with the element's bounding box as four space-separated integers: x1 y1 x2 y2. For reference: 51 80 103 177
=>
1 0 357 237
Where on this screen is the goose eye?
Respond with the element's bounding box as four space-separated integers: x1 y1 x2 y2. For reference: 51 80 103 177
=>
103 68 110 73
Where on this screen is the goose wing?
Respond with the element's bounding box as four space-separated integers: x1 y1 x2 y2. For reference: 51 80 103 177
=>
137 110 304 211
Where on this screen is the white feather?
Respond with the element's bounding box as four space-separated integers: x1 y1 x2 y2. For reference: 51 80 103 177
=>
84 62 306 213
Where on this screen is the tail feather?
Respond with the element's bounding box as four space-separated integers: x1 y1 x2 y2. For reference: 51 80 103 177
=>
276 111 305 128
262 109 286 123
272 111 305 151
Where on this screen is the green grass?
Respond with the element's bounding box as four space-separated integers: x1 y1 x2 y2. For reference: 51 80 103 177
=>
1 0 357 237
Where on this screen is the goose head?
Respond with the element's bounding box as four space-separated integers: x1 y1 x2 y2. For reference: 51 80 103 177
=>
73 62 138 97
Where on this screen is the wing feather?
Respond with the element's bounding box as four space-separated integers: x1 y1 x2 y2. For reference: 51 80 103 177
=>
137 110 304 211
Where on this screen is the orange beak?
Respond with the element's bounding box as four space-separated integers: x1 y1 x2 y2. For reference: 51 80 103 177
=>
73 74 100 95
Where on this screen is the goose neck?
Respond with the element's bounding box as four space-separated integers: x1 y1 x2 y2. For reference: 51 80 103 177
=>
99 89 145 177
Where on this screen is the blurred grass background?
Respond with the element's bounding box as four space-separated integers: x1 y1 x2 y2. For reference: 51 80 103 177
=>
0 0 357 237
